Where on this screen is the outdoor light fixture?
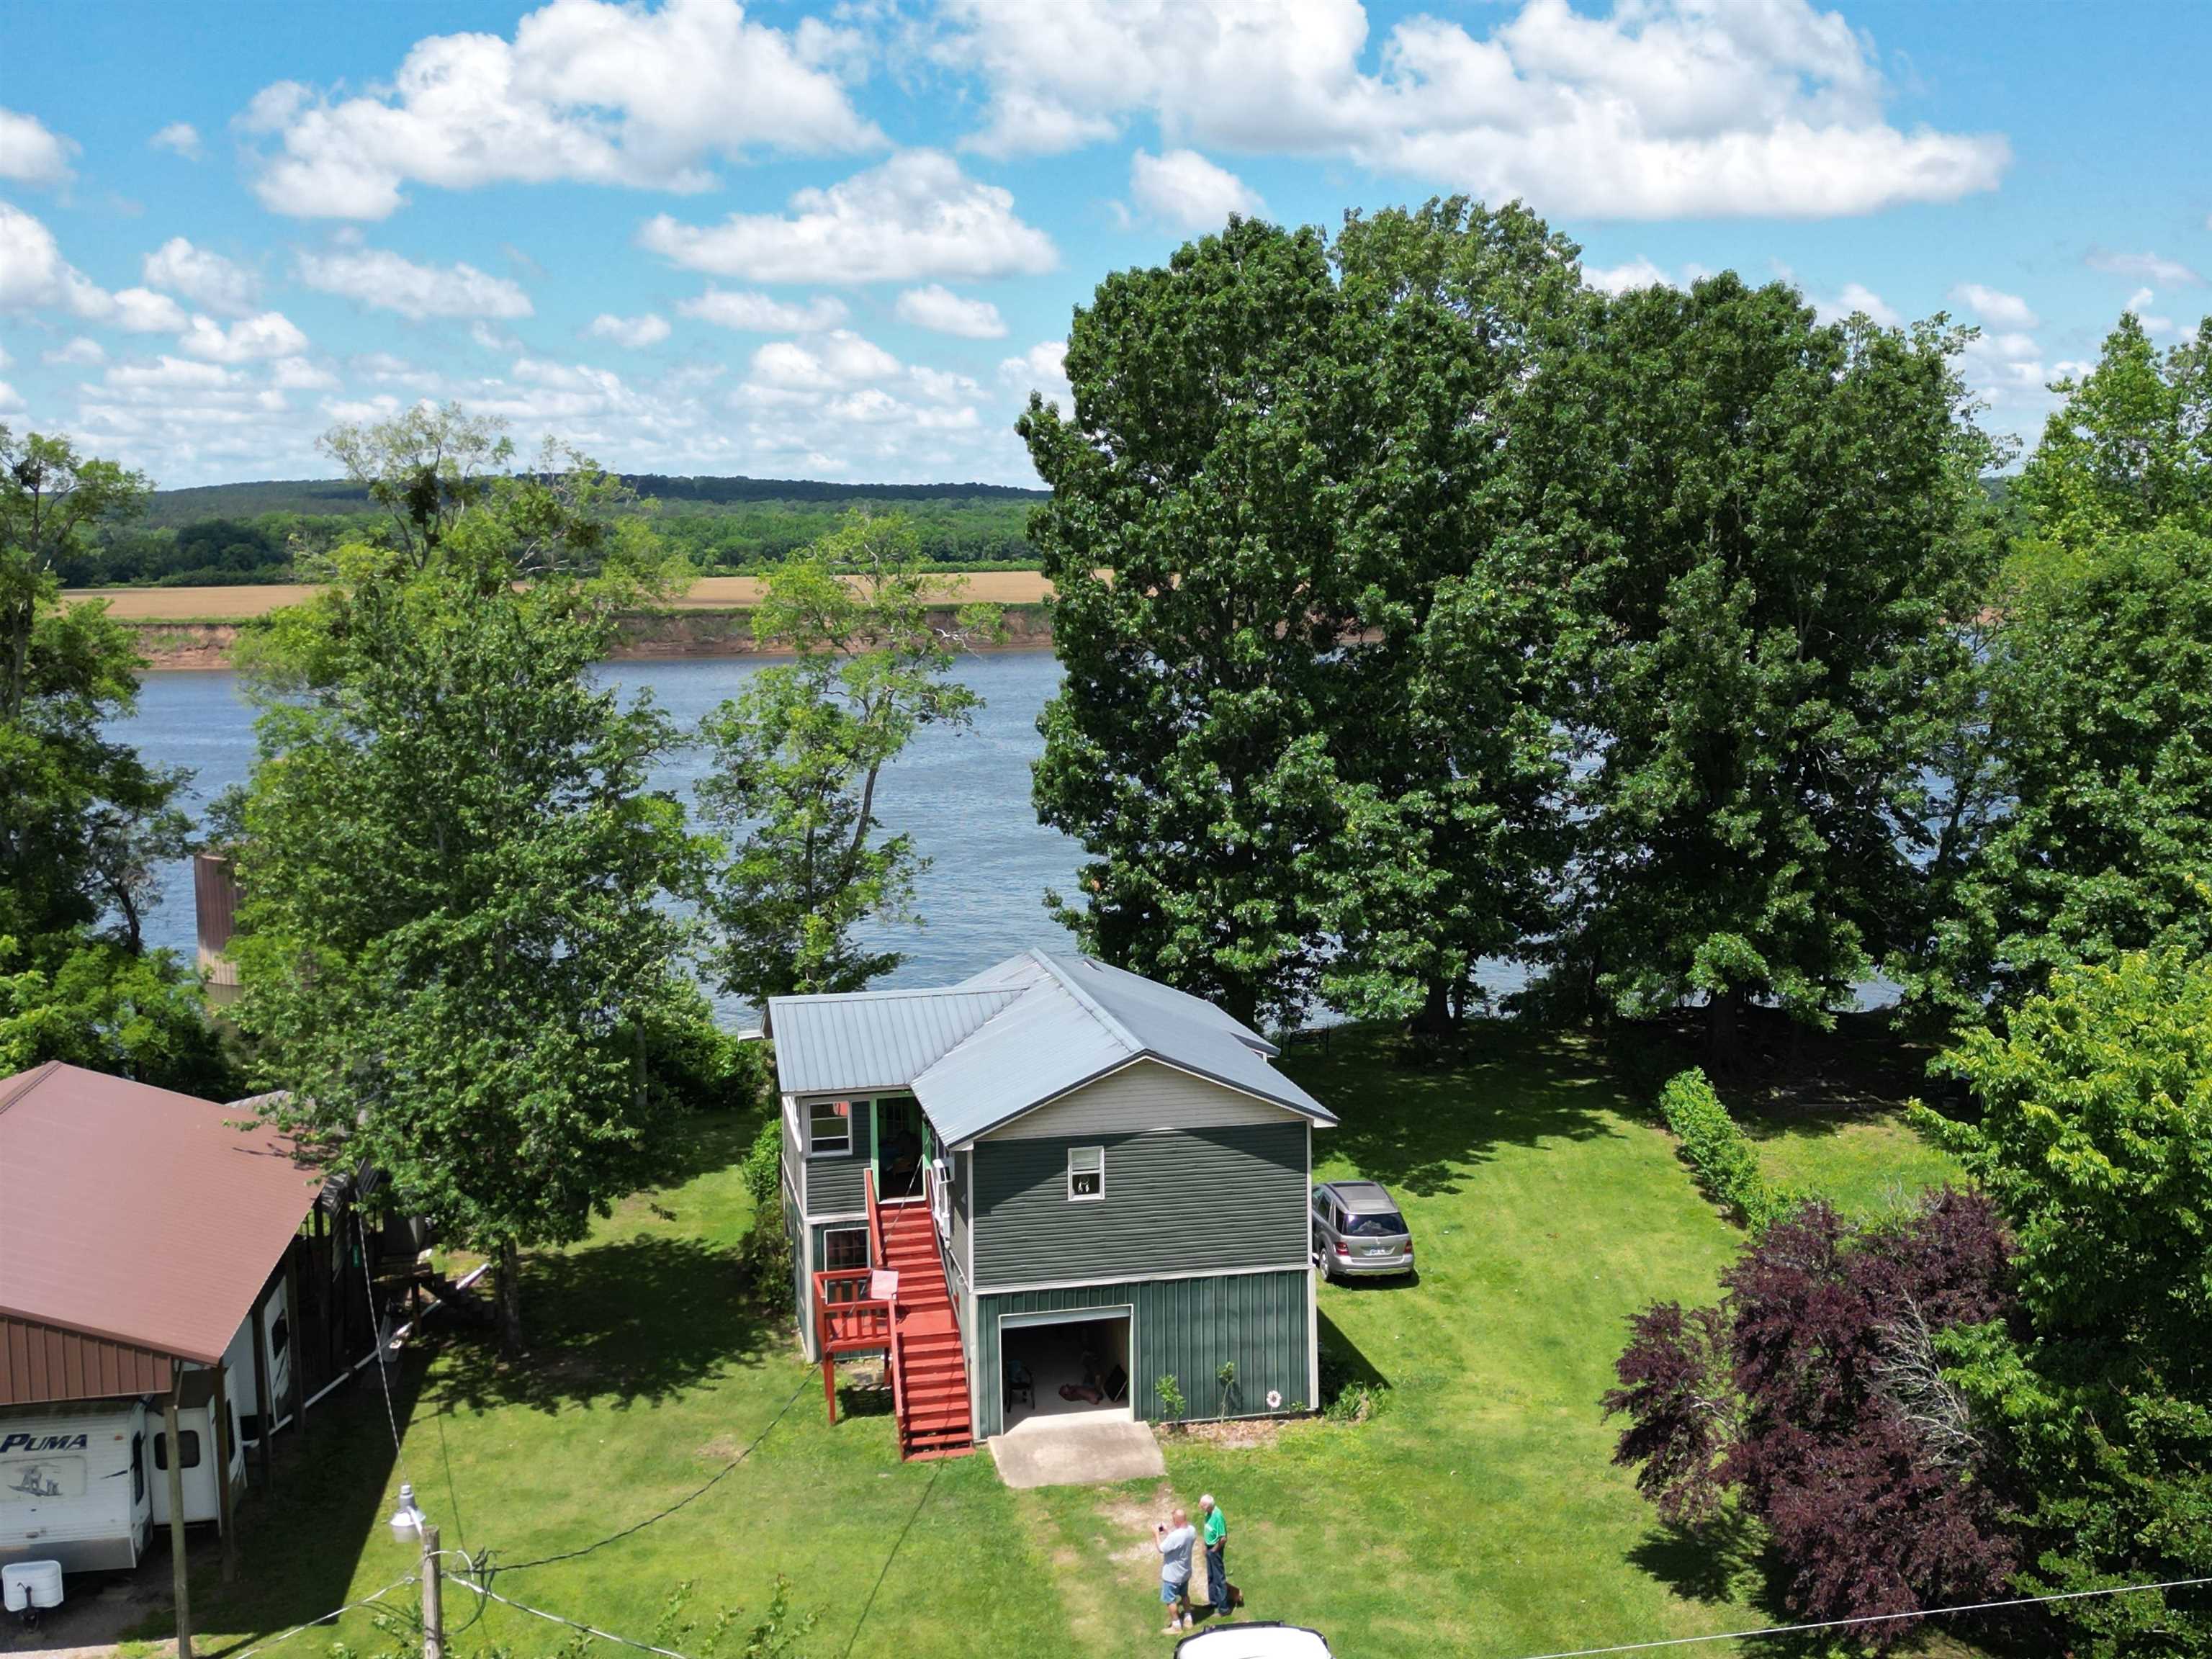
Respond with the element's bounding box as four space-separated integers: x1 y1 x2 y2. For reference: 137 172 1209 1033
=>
388 1482 428 1545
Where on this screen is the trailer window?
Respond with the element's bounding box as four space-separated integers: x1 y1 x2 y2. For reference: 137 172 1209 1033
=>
271 1312 291 1358
153 1430 202 1471
2 1457 87 1501
132 1434 145 1502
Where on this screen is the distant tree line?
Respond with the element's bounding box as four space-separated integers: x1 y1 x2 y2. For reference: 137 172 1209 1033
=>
59 492 1041 588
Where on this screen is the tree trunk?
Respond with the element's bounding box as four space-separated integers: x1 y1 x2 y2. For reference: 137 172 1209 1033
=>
1706 990 1745 1071
495 1239 523 1355
1411 977 1457 1035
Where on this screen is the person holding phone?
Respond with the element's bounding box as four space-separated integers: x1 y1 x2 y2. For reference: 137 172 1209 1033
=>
1154 1507 1197 1633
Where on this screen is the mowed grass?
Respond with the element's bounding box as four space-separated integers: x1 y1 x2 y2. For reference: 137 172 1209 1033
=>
162 1024 1964 1659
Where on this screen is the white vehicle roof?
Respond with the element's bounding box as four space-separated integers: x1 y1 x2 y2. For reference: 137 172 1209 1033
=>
1175 1625 1334 1659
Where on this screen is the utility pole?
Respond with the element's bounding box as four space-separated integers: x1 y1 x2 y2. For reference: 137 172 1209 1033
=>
163 1382 194 1659
419 1522 444 1659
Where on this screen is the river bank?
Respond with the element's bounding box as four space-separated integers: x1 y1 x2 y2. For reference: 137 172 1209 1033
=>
117 602 1054 670
67 570 1059 669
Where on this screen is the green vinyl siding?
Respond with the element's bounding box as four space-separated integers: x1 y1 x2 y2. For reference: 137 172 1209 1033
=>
801 1099 873 1215
971 1123 1308 1287
948 1149 971 1293
972 1269 1310 1439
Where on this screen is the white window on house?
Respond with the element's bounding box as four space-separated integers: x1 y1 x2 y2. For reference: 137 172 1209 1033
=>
808 1098 853 1156
822 1226 868 1271
1068 1146 1105 1202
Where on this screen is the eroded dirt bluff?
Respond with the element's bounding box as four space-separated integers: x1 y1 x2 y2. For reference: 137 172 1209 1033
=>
124 604 1055 670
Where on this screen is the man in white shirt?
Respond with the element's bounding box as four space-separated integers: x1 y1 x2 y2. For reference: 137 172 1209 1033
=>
1155 1507 1197 1633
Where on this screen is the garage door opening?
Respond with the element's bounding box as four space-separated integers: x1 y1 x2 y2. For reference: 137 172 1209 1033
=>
999 1312 1132 1434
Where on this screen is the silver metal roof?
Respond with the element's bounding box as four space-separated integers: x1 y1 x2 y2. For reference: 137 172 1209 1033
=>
766 986 1025 1096
771 950 1335 1144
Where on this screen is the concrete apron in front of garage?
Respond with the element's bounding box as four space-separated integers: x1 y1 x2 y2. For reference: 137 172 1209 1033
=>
989 1417 1168 1488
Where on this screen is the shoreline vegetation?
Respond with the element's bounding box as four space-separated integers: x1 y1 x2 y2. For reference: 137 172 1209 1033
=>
65 570 1060 668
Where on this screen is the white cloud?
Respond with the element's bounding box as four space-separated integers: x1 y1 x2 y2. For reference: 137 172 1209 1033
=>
270 356 339 390
240 0 880 218
2087 249 2203 286
296 244 534 319
0 109 77 187
1128 148 1264 231
179 310 311 363
105 355 240 392
0 379 22 413
1584 256 1677 295
1815 282 1902 328
585 311 672 348
1950 282 2037 330
747 328 902 391
938 0 2008 220
640 150 1057 284
678 287 849 332
143 238 261 316
44 336 106 366
0 200 107 315
894 284 1007 338
150 122 202 160
999 338 1071 413
110 287 190 332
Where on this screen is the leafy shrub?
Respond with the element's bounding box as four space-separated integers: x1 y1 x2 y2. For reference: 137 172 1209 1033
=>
1657 1067 1792 1229
1317 1346 1389 1424
739 1115 782 1210
1155 1373 1186 1427
1605 1192 2017 1648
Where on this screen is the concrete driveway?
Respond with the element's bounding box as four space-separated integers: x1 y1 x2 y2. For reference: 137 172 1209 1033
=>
988 1417 1166 1489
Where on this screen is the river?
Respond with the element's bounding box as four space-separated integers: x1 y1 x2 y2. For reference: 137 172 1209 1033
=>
117 652 1089 1022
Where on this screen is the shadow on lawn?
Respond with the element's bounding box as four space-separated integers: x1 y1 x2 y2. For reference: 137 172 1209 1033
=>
1287 1022 1627 1197
431 1233 777 1416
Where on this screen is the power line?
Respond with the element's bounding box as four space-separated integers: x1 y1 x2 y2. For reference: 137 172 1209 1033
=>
218 1574 420 1659
838 1457 945 1659
356 1210 418 1498
1501 1574 2212 1659
492 1369 813 1576
450 1577 699 1659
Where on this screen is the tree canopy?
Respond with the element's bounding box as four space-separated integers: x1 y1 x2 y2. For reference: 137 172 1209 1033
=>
696 511 1001 1007
233 405 714 1347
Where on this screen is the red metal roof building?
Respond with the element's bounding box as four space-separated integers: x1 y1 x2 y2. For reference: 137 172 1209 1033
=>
0 1062 320 1406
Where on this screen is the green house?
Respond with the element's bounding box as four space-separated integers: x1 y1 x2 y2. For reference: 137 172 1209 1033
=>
768 950 1336 1460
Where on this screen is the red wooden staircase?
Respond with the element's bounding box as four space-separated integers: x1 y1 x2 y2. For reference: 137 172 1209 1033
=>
878 1200 972 1460
812 1172 974 1462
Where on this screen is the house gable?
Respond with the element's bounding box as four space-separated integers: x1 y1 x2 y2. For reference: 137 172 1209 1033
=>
978 1057 1305 1142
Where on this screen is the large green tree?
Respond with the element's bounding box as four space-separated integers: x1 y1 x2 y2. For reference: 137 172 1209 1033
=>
1907 317 2212 1015
0 427 222 1090
696 511 1000 1006
1300 202 1581 1029
1524 280 1997 1053
233 407 709 1349
2015 314 2211 553
1021 217 1349 1028
1921 951 2212 1657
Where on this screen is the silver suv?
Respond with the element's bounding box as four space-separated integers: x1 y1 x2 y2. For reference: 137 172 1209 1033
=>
1311 1180 1414 1280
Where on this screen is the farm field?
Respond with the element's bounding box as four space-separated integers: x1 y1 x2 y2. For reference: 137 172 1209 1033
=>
62 570 1058 625
145 1025 1967 1659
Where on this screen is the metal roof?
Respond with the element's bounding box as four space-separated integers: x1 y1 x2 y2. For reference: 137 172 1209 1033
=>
766 986 1026 1097
0 1064 321 1398
773 950 1336 1146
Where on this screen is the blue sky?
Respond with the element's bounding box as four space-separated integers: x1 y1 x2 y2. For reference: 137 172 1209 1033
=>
1 0 2206 490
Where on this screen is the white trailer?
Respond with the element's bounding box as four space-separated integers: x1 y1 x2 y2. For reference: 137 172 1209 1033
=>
0 1277 287 1578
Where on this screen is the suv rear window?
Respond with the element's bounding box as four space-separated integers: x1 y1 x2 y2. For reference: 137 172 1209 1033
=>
1342 1210 1406 1236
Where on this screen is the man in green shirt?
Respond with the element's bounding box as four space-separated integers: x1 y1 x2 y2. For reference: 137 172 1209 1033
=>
1198 1493 1230 1614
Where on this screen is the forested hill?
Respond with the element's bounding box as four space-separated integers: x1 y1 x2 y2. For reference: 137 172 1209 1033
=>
141 472 1046 524
68 474 1048 588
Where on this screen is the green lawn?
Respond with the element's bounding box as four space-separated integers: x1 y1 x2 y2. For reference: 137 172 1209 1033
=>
160 1023 1963 1659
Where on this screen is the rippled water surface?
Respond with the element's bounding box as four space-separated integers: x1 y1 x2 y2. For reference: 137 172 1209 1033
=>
116 652 1085 1020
